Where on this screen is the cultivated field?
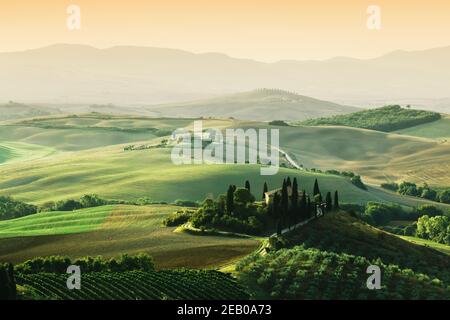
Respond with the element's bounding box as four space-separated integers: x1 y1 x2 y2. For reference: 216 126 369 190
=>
0 205 259 269
395 115 450 140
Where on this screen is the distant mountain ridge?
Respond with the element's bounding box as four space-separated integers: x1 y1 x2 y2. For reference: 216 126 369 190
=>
0 44 449 111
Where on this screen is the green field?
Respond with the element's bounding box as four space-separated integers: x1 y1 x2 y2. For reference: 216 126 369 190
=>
2 114 449 188
395 116 450 140
1 144 448 212
242 121 450 187
0 206 113 238
400 235 450 255
0 205 259 269
0 142 57 165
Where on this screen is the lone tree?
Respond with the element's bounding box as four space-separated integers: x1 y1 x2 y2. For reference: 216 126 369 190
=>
226 185 235 214
245 180 251 193
262 182 268 200
334 190 340 209
313 179 321 196
325 192 333 212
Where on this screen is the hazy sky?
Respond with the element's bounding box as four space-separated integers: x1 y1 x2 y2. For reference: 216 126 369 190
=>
1 0 449 61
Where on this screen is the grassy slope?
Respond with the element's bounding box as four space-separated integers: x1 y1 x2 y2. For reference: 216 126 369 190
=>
0 103 60 121
0 206 113 238
0 204 259 269
0 142 57 165
1 144 447 211
2 114 449 187
400 236 450 255
283 212 450 282
395 115 450 140
146 89 360 121
244 122 450 187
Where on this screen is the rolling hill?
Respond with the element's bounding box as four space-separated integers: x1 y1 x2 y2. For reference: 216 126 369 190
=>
145 89 360 121
0 205 259 269
240 122 450 188
0 114 449 203
395 115 450 140
236 212 450 299
297 105 442 132
0 102 61 121
1 44 450 109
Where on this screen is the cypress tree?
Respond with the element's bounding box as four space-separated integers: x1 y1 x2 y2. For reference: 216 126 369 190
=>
281 179 289 227
300 190 307 221
276 220 282 236
286 177 292 187
291 178 299 224
7 263 16 300
273 192 280 217
226 185 234 214
334 190 340 209
313 179 321 196
263 182 268 200
325 192 332 212
307 196 312 218
245 180 251 193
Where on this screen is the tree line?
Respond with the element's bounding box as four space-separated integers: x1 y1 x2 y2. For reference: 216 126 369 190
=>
381 181 450 204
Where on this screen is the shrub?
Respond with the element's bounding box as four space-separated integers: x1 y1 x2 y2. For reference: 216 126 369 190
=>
173 199 199 207
381 183 399 192
351 176 367 190
0 196 38 220
54 199 83 211
438 190 450 204
268 120 289 126
162 210 194 227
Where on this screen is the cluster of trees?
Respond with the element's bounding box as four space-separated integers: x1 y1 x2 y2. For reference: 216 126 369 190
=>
300 105 441 132
308 169 366 190
416 215 450 245
186 178 340 236
381 181 450 204
190 182 267 235
38 194 109 212
270 178 339 235
268 120 289 126
0 196 37 220
0 263 16 300
162 209 195 227
15 253 155 274
358 202 447 227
